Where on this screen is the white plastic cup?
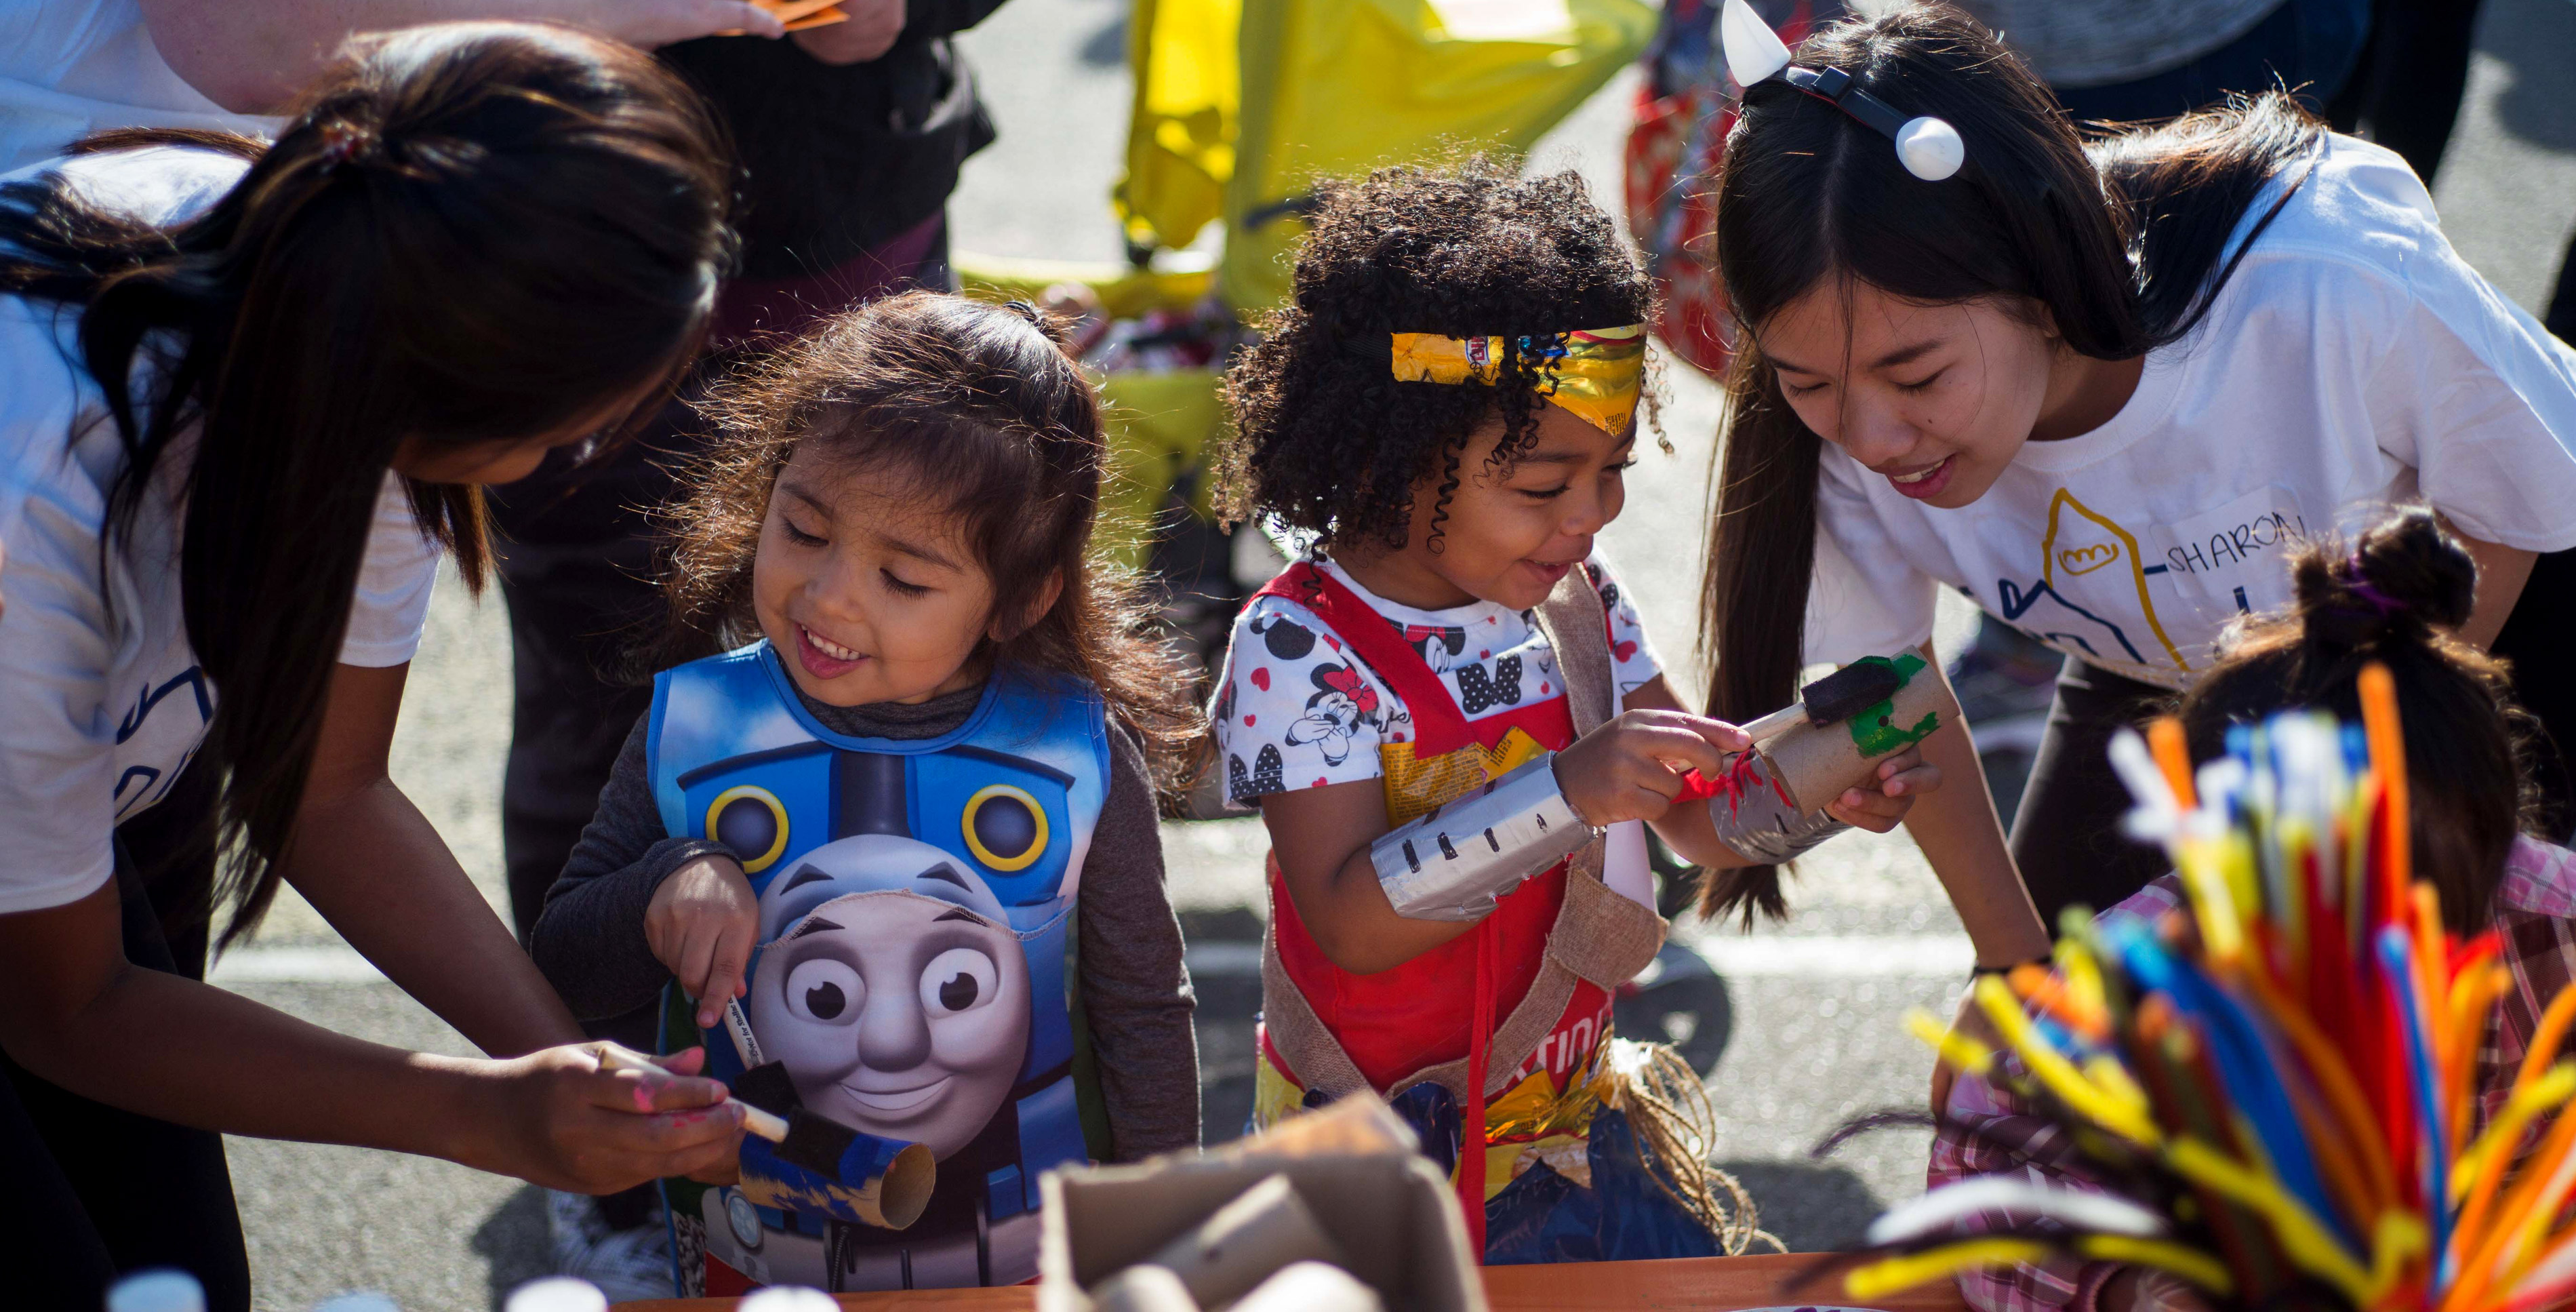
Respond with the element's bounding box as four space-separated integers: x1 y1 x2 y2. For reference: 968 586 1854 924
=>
106 1271 206 1312
736 1288 839 1312
502 1278 608 1312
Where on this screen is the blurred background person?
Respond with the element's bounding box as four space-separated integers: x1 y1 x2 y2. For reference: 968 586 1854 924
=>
0 0 788 172
1947 0 2371 123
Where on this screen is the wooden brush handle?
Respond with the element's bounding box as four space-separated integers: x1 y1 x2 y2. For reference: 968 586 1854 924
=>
593 1047 788 1142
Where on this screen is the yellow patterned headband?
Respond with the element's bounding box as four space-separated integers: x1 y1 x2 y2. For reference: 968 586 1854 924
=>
1388 323 1647 437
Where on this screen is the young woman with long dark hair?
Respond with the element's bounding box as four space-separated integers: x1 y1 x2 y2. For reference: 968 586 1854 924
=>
1695 5 2576 965
0 24 753 1305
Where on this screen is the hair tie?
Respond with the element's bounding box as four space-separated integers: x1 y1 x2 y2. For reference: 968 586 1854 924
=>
1003 299 1047 329
2339 553 2407 617
317 121 374 172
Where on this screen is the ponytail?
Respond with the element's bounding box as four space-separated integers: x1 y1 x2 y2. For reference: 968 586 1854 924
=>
0 23 731 945
2178 507 2537 932
1695 351 1820 925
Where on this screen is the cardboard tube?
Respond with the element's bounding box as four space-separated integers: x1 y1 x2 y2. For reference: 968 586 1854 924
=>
1143 1174 1348 1309
1757 660 1959 812
736 1120 937 1230
1230 1261 1384 1312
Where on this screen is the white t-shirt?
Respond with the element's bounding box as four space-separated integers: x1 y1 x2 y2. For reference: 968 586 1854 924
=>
1211 552 1666 906
0 0 279 174
1807 134 2576 692
0 146 441 914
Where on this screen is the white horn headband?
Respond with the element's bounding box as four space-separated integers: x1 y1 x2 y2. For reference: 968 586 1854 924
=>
1719 0 1965 182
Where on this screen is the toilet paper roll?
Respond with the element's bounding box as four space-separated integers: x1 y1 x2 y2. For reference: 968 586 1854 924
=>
1756 657 1958 812
1142 1174 1348 1309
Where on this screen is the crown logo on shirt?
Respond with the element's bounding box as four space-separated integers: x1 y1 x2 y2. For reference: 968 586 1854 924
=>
2056 542 2119 576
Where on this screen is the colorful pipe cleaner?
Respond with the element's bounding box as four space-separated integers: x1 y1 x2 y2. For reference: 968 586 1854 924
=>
1817 664 2576 1312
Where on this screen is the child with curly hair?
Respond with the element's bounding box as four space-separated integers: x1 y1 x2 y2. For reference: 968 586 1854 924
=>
1209 158 1940 1263
529 292 1201 1294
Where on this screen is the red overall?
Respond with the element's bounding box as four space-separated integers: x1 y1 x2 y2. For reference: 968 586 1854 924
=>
1249 562 1616 1250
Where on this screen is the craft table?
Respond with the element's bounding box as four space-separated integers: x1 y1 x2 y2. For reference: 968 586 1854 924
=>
617 1252 1973 1311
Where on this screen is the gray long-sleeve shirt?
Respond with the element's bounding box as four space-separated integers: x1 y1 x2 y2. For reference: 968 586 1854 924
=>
527 671 1200 1159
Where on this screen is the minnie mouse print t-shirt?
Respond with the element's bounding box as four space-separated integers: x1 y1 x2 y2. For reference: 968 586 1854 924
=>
1212 551 1665 903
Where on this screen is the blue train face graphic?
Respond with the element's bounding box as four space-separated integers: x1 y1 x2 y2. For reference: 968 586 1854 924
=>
750 836 1034 1162
647 650 1108 1290
671 746 1085 1138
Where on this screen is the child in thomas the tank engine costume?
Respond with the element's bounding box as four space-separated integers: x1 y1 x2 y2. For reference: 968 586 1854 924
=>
529 292 1201 1295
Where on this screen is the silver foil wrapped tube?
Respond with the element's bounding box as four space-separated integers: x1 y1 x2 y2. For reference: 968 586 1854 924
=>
1707 753 1849 864
1369 755 1594 921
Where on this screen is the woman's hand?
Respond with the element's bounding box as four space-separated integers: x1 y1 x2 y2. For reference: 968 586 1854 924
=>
792 0 906 62
469 1043 745 1194
1928 986 2001 1113
1553 709 1750 827
1822 748 1940 832
647 856 761 1029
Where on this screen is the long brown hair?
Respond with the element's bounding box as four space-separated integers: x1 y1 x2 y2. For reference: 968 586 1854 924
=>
1695 3 2322 923
0 23 733 945
662 292 1205 798
2178 509 2537 934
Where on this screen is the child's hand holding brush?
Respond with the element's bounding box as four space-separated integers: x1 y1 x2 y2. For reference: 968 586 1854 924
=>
646 854 760 1031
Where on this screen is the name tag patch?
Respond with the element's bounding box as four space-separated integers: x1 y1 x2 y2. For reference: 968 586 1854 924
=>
2152 486 2312 624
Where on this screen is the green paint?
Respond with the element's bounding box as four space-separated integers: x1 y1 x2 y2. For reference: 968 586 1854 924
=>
1845 652 1939 757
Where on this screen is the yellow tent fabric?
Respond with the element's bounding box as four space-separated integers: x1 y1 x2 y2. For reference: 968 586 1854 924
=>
1226 0 1652 310
1114 0 1243 253
1113 0 1651 314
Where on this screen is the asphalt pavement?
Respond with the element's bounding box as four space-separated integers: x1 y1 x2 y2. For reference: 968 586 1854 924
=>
218 1 2576 1305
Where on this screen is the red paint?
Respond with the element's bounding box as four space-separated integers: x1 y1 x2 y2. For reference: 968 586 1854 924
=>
1675 752 1789 817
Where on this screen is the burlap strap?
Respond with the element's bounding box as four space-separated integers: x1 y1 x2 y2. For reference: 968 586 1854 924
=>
1260 911 1374 1099
1262 567 1668 1103
1535 568 1616 740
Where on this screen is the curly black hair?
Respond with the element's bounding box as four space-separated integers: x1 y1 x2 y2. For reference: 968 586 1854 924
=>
1215 157 1657 553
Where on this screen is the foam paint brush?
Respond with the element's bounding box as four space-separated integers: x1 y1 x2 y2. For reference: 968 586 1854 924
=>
595 1044 786 1142
596 1046 935 1230
1732 655 1912 742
